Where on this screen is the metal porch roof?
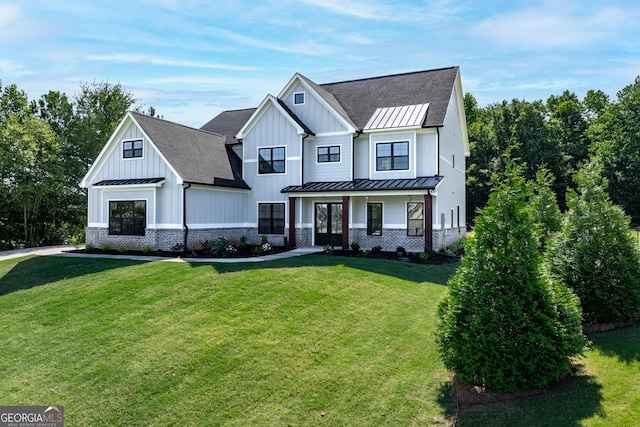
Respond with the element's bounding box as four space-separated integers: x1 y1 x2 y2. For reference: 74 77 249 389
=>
281 176 442 193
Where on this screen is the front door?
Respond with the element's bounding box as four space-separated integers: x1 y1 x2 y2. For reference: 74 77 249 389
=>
315 203 342 246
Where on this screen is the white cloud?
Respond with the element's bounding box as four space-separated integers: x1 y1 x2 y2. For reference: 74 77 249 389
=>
0 3 21 28
0 59 34 76
300 0 429 21
469 3 630 50
84 54 260 71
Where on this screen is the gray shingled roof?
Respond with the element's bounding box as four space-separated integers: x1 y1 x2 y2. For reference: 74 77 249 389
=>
203 67 459 141
281 176 443 193
200 108 256 145
131 112 249 189
320 67 459 129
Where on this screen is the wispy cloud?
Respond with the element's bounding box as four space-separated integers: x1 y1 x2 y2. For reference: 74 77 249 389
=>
470 3 630 50
208 27 339 56
0 59 35 76
85 54 260 71
0 3 22 27
300 0 426 21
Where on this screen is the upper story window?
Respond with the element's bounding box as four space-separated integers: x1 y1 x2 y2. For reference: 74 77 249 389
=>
294 92 305 105
376 141 409 171
258 147 286 174
318 146 340 163
123 139 143 159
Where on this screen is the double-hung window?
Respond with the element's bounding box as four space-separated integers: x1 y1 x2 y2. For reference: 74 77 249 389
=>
258 147 286 174
109 200 146 236
407 202 424 236
367 203 382 236
376 141 409 171
123 139 143 158
318 146 340 163
258 203 285 234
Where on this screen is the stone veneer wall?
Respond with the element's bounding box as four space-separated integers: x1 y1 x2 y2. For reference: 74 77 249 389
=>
86 225 467 252
86 227 294 251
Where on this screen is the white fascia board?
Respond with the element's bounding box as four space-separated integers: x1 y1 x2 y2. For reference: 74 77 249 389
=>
363 125 424 135
236 94 307 140
454 71 470 157
97 183 164 190
80 112 133 187
278 73 357 134
80 112 183 187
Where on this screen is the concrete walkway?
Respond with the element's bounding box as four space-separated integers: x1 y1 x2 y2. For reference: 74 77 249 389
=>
0 245 321 263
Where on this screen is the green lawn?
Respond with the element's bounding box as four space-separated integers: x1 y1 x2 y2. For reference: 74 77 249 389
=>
0 254 638 426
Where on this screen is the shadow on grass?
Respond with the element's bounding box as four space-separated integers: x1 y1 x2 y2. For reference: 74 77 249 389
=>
189 254 459 285
0 256 147 296
436 366 604 427
588 323 640 364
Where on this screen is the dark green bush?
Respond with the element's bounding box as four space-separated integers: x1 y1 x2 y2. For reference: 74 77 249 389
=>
544 161 640 323
436 157 586 392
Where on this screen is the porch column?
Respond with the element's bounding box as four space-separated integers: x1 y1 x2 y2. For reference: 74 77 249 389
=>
288 196 296 248
424 194 433 251
342 196 350 250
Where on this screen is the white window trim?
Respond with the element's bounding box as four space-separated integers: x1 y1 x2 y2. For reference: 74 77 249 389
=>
293 91 305 106
316 144 342 164
107 198 149 236
257 146 287 176
122 138 144 160
257 201 287 235
374 140 411 172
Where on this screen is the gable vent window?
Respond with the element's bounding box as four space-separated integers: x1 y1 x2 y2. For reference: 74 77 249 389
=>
123 139 143 158
294 92 305 105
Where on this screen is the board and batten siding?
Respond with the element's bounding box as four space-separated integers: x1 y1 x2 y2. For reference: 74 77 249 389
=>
304 134 352 182
242 103 302 226
283 82 347 134
88 121 182 227
416 130 438 177
435 86 467 229
369 131 417 180
186 186 248 227
353 134 370 180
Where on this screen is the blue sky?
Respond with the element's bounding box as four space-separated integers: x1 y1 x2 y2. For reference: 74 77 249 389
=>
1 0 638 127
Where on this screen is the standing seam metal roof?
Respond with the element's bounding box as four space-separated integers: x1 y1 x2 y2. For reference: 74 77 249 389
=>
281 176 443 193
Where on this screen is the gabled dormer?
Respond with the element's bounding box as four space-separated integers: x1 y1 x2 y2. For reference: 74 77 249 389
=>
278 73 358 135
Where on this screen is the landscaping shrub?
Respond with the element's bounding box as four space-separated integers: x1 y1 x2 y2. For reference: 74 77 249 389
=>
544 160 640 323
436 156 586 392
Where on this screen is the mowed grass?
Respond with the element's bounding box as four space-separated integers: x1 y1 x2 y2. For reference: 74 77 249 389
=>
0 255 456 426
0 254 638 426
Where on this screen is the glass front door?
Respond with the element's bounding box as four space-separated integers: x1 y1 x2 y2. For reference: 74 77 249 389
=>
315 203 342 246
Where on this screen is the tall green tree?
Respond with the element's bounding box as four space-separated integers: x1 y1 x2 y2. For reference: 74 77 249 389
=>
436 154 585 392
544 160 640 323
592 78 640 222
546 91 590 210
0 115 63 246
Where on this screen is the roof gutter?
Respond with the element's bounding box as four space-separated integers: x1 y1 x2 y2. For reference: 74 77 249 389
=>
351 130 363 180
182 182 192 253
301 133 310 184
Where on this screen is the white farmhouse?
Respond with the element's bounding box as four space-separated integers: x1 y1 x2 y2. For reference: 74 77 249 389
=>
81 67 469 252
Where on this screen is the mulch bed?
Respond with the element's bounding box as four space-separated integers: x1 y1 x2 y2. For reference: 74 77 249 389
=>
329 249 462 264
67 246 292 259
